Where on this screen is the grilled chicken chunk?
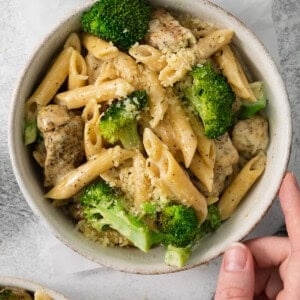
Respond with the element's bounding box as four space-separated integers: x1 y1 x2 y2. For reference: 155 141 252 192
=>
37 105 84 187
146 9 196 53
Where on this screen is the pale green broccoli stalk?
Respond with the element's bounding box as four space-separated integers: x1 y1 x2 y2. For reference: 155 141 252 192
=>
81 0 152 50
238 82 267 119
164 244 193 268
99 90 148 150
184 63 235 139
24 120 37 145
80 181 161 252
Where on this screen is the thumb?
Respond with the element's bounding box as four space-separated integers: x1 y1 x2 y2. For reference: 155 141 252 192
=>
215 243 255 300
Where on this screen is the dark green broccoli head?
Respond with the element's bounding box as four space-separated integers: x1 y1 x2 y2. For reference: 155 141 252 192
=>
199 204 221 237
0 289 14 300
99 90 148 149
158 204 199 248
185 63 235 139
81 0 152 50
81 181 122 208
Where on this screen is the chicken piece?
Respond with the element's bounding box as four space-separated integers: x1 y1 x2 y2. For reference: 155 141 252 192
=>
232 116 269 159
85 52 104 84
37 104 71 132
211 133 239 196
145 9 196 53
177 14 216 38
37 105 84 187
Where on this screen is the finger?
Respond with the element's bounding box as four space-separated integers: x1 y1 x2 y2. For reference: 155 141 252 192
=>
278 251 300 300
246 237 290 268
253 267 272 295
279 172 300 251
215 243 255 300
264 269 283 299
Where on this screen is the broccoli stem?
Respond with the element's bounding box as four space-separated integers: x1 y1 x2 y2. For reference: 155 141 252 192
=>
164 244 192 268
24 120 37 145
88 206 159 252
119 122 142 150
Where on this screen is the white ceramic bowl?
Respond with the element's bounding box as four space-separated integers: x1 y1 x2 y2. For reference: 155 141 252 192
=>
0 276 67 299
9 0 291 274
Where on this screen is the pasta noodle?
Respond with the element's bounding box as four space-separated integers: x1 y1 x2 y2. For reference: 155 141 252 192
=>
25 47 73 122
190 153 214 193
82 32 119 60
54 79 135 109
188 112 216 170
193 29 234 60
131 151 152 206
46 146 135 200
167 93 197 168
82 99 103 159
214 45 256 101
129 44 166 72
143 128 207 222
68 50 88 90
64 32 81 53
159 48 195 87
137 64 168 128
218 151 267 220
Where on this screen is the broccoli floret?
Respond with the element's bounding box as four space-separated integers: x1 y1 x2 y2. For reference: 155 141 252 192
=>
158 204 199 248
164 204 221 267
164 244 193 268
199 204 221 237
184 63 235 139
81 0 152 50
80 181 160 252
24 120 37 145
238 82 267 119
99 90 148 150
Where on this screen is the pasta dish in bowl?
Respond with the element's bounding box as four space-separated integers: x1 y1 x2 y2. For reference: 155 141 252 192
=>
0 277 67 300
9 0 291 273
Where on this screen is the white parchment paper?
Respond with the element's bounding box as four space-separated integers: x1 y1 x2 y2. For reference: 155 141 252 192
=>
19 0 279 274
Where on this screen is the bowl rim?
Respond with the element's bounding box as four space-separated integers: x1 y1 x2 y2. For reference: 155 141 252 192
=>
0 276 67 299
8 0 292 274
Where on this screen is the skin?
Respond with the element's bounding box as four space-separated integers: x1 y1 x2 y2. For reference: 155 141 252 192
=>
215 172 300 300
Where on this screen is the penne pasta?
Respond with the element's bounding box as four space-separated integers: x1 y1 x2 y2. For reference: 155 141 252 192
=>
132 150 152 207
129 44 167 72
68 50 88 90
64 32 82 53
214 45 256 101
189 153 214 193
218 151 267 220
137 65 168 128
193 29 234 60
25 47 73 122
188 112 216 169
159 48 195 87
46 146 135 200
54 79 135 109
143 128 207 222
167 94 197 168
82 99 103 159
82 33 119 60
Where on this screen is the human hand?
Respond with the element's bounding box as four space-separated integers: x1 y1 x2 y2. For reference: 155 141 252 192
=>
215 172 300 300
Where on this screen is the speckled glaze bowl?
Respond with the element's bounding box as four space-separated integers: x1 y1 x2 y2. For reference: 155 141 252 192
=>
0 276 67 299
9 0 291 274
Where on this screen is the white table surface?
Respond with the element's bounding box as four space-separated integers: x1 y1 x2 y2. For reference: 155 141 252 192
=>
0 1 299 299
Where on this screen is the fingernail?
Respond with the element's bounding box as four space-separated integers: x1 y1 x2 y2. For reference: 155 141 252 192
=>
224 243 247 272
